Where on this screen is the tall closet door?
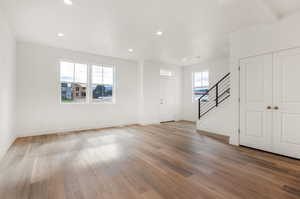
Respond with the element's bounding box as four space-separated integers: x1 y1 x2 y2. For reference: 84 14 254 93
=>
273 48 300 159
240 54 273 152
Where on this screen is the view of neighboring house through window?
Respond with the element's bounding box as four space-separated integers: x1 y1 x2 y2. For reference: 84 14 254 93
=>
193 71 209 101
60 62 88 103
60 61 114 104
92 65 114 103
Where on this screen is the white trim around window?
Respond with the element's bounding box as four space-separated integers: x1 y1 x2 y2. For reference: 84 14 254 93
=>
59 60 116 104
192 71 209 102
90 64 116 104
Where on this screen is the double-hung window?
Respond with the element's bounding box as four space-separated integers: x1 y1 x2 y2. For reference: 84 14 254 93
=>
91 65 114 103
60 61 88 103
60 61 114 104
193 71 209 101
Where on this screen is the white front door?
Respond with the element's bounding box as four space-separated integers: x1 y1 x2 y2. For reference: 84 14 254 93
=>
239 54 273 152
273 49 300 159
160 77 176 122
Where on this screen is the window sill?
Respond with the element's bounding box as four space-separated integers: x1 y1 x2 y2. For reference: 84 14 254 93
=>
91 100 115 105
60 101 115 105
60 102 87 105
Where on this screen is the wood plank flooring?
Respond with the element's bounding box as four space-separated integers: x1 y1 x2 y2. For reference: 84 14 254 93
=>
0 121 300 199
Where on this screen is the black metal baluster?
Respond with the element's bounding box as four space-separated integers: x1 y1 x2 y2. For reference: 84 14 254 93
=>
198 98 201 119
216 83 219 107
198 73 230 120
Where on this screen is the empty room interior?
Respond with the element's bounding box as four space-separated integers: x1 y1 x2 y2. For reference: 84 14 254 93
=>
1 0 300 198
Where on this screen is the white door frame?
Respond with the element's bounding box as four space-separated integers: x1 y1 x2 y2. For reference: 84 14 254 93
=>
159 75 177 123
238 48 300 159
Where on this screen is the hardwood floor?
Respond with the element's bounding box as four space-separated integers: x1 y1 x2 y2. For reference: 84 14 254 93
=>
0 121 300 199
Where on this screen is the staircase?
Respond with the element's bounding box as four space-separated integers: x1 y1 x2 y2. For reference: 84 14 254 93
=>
198 73 230 119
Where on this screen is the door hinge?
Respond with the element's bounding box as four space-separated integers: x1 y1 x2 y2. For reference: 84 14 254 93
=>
238 129 241 134
238 98 240 103
238 66 241 71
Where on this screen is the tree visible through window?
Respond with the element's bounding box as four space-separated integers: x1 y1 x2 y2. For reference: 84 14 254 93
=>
193 71 209 101
60 61 114 103
92 65 114 103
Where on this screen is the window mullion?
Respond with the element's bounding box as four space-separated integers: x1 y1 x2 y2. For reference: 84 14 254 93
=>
102 66 104 97
73 63 75 83
102 66 104 85
87 64 90 104
202 72 204 88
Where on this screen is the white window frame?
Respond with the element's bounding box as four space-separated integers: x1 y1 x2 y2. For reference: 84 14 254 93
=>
90 64 116 104
59 60 89 104
160 69 174 77
192 71 209 102
59 60 116 105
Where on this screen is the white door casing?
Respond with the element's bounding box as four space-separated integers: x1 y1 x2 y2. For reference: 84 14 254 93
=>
160 77 176 122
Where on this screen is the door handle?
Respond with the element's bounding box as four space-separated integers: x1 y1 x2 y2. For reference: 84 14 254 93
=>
267 106 272 110
273 106 279 110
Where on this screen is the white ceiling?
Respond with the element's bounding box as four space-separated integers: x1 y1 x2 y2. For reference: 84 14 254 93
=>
1 0 300 65
262 0 300 18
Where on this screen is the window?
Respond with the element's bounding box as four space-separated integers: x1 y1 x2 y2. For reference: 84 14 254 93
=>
60 61 114 104
60 62 88 103
160 69 173 77
193 71 209 101
91 65 114 103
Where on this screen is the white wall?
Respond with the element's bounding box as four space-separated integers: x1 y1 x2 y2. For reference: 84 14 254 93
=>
230 12 300 59
229 12 300 145
182 58 230 121
16 42 139 137
16 43 183 137
0 10 16 159
197 100 233 137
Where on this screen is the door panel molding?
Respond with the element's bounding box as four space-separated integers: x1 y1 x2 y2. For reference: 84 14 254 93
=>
239 48 300 159
239 54 273 153
273 48 300 159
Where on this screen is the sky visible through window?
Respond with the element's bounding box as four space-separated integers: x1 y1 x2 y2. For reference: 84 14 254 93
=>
193 71 209 101
75 64 87 83
60 62 87 83
160 69 173 77
60 62 74 82
194 71 209 88
92 65 113 85
60 62 113 85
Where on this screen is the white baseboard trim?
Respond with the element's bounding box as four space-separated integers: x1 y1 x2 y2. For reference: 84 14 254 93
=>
196 126 231 137
229 134 240 146
17 122 139 138
139 120 161 125
0 136 16 161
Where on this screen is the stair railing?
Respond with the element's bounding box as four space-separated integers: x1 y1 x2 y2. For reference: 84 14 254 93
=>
198 73 230 119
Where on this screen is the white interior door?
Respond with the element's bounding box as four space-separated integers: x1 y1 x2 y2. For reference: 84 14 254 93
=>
160 77 176 122
239 54 273 152
273 49 300 159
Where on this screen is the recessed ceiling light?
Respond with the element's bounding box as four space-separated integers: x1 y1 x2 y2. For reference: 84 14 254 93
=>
128 48 133 53
57 33 65 37
156 31 163 36
64 0 73 5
